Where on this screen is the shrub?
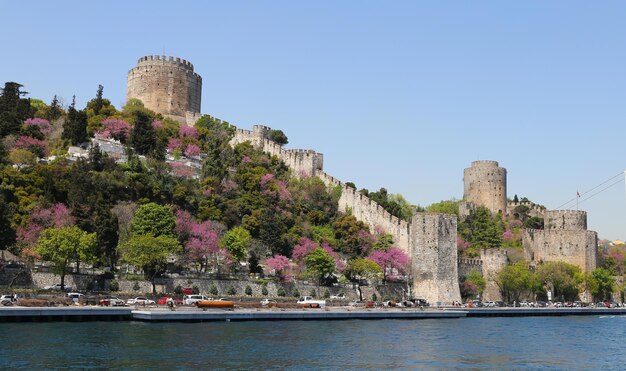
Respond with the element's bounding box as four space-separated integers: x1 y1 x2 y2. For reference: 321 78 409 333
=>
245 285 253 296
309 289 316 298
109 280 119 292
372 293 377 301
174 285 182 295
277 287 286 297
261 283 268 296
227 286 237 295
192 285 200 294
292 288 300 298
132 281 140 291
324 289 330 299
210 284 218 296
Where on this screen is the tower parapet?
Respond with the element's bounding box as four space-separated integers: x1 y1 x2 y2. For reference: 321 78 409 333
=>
127 55 202 126
463 160 507 214
544 210 587 231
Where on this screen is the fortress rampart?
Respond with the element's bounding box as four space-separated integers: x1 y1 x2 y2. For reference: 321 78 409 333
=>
480 248 507 301
127 55 202 126
523 229 597 273
463 160 507 214
231 124 460 304
544 210 587 231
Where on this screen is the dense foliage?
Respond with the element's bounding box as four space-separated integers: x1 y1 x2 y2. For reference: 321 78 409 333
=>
0 82 410 287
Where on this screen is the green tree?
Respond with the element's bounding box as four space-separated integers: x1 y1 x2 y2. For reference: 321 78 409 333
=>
36 226 97 289
536 261 583 302
305 247 336 286
426 199 460 215
459 206 502 250
119 233 181 293
62 96 88 144
129 110 157 157
495 261 540 303
588 268 615 301
130 202 176 238
93 85 104 115
269 129 288 145
46 95 62 121
0 82 34 138
219 227 251 262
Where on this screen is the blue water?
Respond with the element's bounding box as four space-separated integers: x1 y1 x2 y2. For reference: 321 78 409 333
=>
1 316 624 369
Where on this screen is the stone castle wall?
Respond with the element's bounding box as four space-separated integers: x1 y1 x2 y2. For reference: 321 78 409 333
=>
544 210 587 230
232 124 460 304
523 229 598 273
480 248 507 301
410 213 461 304
127 55 202 126
463 160 507 214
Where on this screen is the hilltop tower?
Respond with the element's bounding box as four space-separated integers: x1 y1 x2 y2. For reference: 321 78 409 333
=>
126 55 202 126
463 160 507 214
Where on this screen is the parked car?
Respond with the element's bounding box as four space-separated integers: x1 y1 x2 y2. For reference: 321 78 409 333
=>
484 301 497 307
330 293 345 300
99 296 126 306
44 283 72 291
183 295 211 306
0 294 17 305
126 297 155 306
157 297 182 306
181 288 193 295
67 292 84 303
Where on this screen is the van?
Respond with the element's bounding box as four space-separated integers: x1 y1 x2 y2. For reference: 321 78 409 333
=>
183 295 211 305
67 292 84 303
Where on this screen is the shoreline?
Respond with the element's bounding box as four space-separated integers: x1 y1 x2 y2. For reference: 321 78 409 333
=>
0 306 625 322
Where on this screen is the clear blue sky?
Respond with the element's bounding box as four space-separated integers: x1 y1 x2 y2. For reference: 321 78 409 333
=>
1 1 625 239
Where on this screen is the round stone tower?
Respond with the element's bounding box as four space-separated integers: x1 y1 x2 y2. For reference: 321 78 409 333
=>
544 210 587 230
126 55 202 126
463 160 507 214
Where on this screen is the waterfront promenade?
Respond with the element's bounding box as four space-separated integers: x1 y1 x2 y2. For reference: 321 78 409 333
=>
0 306 625 322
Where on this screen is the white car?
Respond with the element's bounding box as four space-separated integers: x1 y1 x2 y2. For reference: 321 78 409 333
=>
330 293 345 300
1 294 17 305
45 283 72 291
183 295 211 305
260 298 276 306
126 297 155 306
67 292 84 303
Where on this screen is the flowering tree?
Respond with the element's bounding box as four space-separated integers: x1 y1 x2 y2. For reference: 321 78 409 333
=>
17 203 75 248
167 138 182 153
184 143 201 157
175 209 194 241
264 255 291 280
502 229 513 241
99 119 130 142
24 118 51 136
366 247 410 281
151 120 163 130
179 125 198 138
185 221 220 273
169 162 193 178
292 237 319 263
14 136 48 157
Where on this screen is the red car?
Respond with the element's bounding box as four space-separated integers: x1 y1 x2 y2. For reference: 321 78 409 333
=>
182 288 193 295
157 296 183 305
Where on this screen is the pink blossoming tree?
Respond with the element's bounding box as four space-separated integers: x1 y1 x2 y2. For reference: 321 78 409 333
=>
366 247 410 281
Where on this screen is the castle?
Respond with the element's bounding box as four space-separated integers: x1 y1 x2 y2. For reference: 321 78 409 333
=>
126 55 202 126
125 56 597 303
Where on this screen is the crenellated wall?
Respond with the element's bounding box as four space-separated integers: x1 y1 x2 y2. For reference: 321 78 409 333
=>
127 55 202 126
231 124 460 304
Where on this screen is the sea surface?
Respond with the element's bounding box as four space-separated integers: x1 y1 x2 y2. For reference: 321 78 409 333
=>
1 316 624 370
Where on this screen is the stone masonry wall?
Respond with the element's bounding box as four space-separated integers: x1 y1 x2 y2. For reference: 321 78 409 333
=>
127 55 202 126
523 229 598 273
544 210 587 231
480 248 508 301
463 160 507 214
410 213 461 304
231 124 461 304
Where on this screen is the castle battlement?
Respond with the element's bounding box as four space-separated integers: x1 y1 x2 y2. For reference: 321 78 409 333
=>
544 209 587 231
458 257 482 266
471 160 500 167
137 55 195 70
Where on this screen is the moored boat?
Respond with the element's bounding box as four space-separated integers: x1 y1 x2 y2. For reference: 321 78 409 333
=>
196 300 235 309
